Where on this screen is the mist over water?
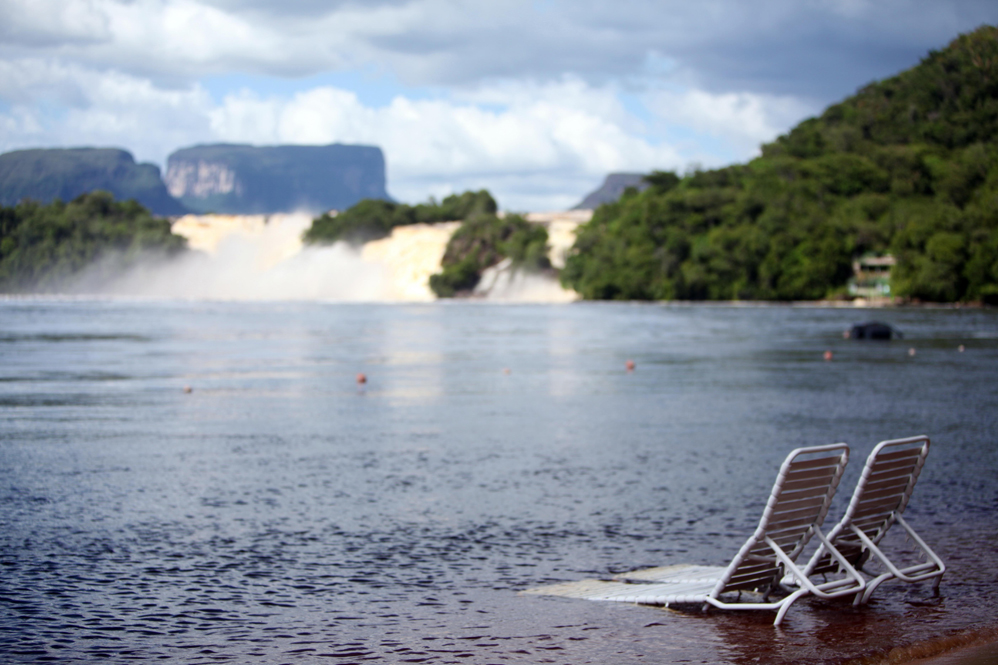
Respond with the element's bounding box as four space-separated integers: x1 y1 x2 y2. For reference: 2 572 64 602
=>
474 260 578 303
68 214 577 302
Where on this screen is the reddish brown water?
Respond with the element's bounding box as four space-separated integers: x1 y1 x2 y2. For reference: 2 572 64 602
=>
1 301 996 663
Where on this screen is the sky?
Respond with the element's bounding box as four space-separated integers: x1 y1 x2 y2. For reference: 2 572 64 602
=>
1 1 996 211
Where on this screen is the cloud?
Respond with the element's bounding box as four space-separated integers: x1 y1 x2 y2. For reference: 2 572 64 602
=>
0 0 111 48
0 59 213 162
1 61 692 209
2 1 994 97
646 88 816 160
208 78 685 208
0 0 347 85
2 0 995 209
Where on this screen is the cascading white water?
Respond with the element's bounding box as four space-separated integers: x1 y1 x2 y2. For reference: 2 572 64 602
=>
361 222 462 301
91 212 584 302
91 213 384 300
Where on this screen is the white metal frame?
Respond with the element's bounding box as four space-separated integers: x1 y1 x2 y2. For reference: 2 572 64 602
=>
568 444 867 625
699 443 866 625
803 435 946 604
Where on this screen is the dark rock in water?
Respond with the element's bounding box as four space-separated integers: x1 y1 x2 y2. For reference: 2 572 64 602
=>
573 172 649 210
165 143 390 214
848 321 902 340
0 148 186 216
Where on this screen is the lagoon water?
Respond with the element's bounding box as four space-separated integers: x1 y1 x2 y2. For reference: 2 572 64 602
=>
1 300 997 663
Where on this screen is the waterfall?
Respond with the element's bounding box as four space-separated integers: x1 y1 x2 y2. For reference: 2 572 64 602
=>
91 212 583 302
361 222 462 301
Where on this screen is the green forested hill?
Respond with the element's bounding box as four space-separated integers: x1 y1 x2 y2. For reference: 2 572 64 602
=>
429 213 550 297
0 192 186 293
303 190 498 245
0 148 186 216
562 26 998 303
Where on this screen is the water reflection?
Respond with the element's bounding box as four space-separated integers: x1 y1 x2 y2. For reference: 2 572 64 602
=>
0 300 995 664
379 307 447 402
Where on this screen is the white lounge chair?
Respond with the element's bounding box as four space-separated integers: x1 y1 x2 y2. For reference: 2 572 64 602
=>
802 435 945 605
524 443 866 626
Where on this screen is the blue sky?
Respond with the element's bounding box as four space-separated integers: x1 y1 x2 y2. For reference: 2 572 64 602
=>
1 0 996 210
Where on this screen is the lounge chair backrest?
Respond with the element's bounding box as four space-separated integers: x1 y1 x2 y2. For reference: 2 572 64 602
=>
716 443 849 595
811 436 929 573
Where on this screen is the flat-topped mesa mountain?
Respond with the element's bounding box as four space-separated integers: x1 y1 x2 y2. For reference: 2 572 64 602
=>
165 143 390 214
0 148 186 216
572 172 649 210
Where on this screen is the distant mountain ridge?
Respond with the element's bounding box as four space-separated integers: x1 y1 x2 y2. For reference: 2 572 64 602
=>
0 148 186 216
573 173 649 210
0 143 392 217
165 143 390 214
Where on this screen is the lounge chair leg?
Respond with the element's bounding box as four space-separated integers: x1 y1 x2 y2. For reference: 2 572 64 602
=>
774 588 808 626
932 574 943 592
860 574 891 605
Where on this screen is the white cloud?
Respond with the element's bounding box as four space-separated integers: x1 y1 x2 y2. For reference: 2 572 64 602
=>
0 0 350 84
646 88 816 159
0 61 687 208
0 0 111 48
203 79 684 208
2 0 993 94
2 0 993 209
100 0 313 76
0 59 213 162
1 49 818 209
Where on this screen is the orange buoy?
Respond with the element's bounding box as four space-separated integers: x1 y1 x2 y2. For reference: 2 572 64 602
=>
908 348 916 357
958 344 965 352
183 385 192 394
356 372 367 384
502 368 511 375
625 360 635 371
823 350 833 361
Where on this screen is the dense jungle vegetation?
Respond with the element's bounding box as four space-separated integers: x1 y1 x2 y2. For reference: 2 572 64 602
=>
429 213 550 296
303 190 498 245
562 26 998 303
0 191 185 293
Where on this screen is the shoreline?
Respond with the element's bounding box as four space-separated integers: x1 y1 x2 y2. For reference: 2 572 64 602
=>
853 624 998 665
0 292 994 309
